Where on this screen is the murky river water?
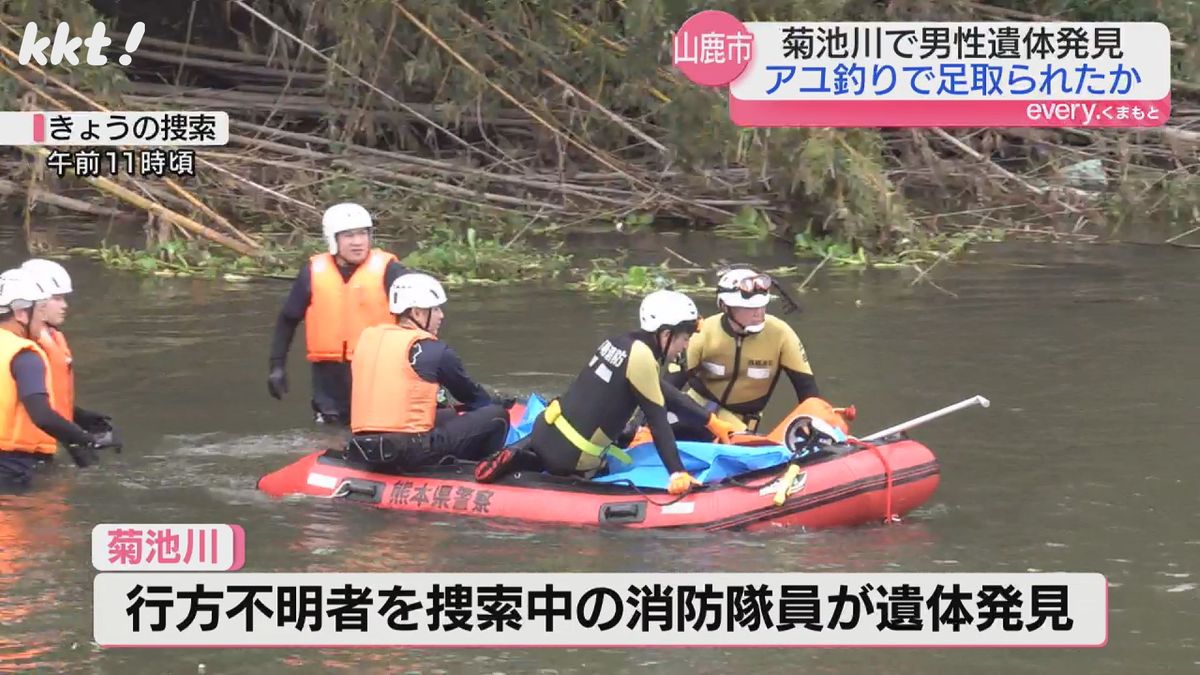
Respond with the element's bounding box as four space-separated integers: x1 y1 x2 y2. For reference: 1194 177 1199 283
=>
0 221 1196 673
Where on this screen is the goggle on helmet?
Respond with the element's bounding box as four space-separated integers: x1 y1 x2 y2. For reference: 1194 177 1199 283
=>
719 273 773 298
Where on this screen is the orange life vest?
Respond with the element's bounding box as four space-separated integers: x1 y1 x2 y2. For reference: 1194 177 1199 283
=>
36 327 73 420
304 249 397 362
0 329 58 455
350 324 440 434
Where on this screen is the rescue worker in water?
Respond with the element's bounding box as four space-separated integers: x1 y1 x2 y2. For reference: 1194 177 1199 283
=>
344 273 512 472
0 269 121 489
666 267 821 440
267 202 409 424
20 259 120 445
475 290 739 495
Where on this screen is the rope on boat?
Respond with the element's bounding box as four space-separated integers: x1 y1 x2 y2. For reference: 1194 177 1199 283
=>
323 482 352 499
849 438 901 524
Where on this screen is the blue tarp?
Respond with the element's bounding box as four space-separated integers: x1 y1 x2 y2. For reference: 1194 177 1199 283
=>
505 393 792 489
504 393 548 446
590 440 792 489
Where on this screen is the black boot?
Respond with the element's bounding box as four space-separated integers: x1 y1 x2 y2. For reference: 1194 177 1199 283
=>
475 438 538 483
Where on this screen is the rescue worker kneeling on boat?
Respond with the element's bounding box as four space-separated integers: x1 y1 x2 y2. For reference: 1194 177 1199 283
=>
20 259 120 444
475 290 738 495
267 202 408 425
0 269 120 489
666 267 821 440
343 273 511 473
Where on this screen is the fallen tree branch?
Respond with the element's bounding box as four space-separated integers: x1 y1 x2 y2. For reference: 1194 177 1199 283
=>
0 177 133 220
0 27 269 250
15 146 260 256
930 128 1088 213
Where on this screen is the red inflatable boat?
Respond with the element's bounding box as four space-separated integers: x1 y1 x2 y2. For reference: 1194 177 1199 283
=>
256 402 941 531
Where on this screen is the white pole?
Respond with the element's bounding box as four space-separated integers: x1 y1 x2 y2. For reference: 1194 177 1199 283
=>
860 395 991 442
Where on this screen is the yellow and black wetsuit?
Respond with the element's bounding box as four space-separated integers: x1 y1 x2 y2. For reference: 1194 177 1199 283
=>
527 330 710 477
669 313 819 430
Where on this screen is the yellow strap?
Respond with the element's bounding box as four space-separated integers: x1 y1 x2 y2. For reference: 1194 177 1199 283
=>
774 463 803 506
543 399 632 465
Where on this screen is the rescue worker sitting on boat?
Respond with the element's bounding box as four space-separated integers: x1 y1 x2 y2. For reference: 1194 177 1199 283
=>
344 273 511 473
475 289 739 495
666 267 820 440
267 202 408 425
20 259 120 446
0 269 121 490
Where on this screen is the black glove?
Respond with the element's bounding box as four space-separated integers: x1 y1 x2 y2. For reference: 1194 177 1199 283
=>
615 424 640 448
486 389 518 410
90 428 122 454
75 409 113 434
67 442 98 468
268 365 288 400
615 412 644 447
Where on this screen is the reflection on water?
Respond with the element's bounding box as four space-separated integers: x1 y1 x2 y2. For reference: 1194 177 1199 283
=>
0 480 101 672
0 224 1197 672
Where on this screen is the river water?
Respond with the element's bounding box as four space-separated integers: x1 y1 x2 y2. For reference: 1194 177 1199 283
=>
0 221 1196 674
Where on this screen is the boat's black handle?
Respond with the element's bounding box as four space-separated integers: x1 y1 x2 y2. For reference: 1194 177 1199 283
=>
599 501 646 525
339 478 384 503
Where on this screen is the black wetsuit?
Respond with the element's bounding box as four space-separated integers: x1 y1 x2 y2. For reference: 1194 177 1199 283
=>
269 258 407 421
526 330 711 477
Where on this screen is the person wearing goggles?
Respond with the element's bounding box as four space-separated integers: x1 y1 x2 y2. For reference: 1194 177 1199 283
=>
664 267 821 438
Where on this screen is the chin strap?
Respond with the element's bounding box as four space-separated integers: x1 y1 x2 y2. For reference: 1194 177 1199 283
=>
723 309 763 335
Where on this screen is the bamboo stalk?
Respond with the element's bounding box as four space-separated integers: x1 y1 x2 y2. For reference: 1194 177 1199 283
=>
228 0 513 170
453 7 669 156
0 178 133 219
115 85 533 126
0 86 266 252
389 0 730 220
111 29 316 68
200 149 546 217
959 2 1188 51
1164 224 1200 244
224 119 636 205
0 32 265 251
390 1 642 184
15 146 258 255
121 48 328 82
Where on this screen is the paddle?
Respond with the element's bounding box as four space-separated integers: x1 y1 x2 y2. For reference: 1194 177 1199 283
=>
859 395 990 442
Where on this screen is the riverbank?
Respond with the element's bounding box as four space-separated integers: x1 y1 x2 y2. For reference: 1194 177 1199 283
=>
0 0 1197 289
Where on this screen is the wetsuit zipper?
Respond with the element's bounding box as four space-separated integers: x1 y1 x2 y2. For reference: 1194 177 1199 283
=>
718 336 743 410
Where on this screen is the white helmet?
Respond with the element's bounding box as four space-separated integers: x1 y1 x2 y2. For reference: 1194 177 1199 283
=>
0 268 50 313
21 258 72 295
783 414 847 456
322 202 373 255
639 289 700 333
717 268 772 310
389 273 447 315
